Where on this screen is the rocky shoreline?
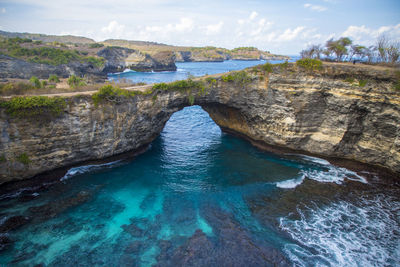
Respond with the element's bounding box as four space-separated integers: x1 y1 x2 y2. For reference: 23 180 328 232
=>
0 46 176 80
0 31 289 80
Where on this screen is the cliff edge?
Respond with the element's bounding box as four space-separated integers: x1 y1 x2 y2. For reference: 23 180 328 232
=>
0 62 399 184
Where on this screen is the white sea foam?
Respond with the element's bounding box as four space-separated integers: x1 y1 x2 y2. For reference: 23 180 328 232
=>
276 174 306 189
279 195 400 266
0 186 42 200
60 160 122 181
276 155 367 189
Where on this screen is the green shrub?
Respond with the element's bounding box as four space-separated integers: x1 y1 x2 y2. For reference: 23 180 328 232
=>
152 79 205 93
261 63 273 73
48 74 60 83
84 56 105 68
92 85 141 106
296 58 322 71
51 41 67 48
41 80 48 87
344 77 355 83
221 74 234 82
89 43 104 48
205 77 217 90
205 77 217 84
0 96 66 117
278 61 289 71
0 82 36 95
0 155 6 163
67 75 86 88
16 153 31 165
152 82 169 91
0 38 105 66
221 71 252 86
358 79 367 87
29 76 42 89
188 95 195 105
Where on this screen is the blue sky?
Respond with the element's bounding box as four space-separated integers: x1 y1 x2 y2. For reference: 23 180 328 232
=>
0 0 399 54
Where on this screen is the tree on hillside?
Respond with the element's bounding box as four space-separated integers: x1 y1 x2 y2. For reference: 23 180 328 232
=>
348 45 367 61
365 46 376 63
376 35 400 63
325 37 352 61
300 44 323 59
376 35 389 62
299 35 398 64
387 42 400 63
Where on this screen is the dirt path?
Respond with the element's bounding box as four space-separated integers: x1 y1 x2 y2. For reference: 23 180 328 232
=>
0 84 153 99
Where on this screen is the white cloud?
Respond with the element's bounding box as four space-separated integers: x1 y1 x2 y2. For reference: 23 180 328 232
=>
101 21 126 38
205 21 224 35
175 18 194 32
1 8 5 13
277 26 305 41
234 13 274 43
249 11 258 20
342 24 400 43
304 3 327 12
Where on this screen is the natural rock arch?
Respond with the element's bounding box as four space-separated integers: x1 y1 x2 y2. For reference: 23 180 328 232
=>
1 63 399 184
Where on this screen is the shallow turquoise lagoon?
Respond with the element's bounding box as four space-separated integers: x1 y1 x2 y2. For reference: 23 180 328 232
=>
0 106 399 266
1 59 399 266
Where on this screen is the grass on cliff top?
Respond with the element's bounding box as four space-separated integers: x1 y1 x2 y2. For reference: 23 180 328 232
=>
92 84 152 106
0 95 66 118
296 58 322 71
221 71 252 86
152 79 205 92
0 37 105 67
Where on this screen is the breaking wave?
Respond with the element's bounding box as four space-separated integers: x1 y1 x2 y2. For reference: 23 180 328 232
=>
276 155 367 189
280 194 400 266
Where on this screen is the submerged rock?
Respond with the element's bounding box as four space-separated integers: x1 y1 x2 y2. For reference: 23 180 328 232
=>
27 190 91 220
0 233 12 252
0 215 30 232
155 205 289 267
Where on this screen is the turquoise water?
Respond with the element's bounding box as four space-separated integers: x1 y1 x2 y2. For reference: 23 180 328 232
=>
1 60 399 265
0 106 399 266
107 59 292 84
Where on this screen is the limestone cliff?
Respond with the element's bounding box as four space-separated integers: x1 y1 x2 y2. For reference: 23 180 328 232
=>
0 63 399 184
174 49 289 62
0 46 176 80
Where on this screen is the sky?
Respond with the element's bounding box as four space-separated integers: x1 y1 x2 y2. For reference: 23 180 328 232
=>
0 0 399 55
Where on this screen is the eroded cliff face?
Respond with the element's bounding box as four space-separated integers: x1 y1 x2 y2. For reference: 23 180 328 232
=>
0 91 188 183
0 63 399 184
200 65 400 174
0 47 176 80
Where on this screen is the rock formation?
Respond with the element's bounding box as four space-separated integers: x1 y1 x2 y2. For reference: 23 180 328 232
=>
0 47 176 80
0 63 399 184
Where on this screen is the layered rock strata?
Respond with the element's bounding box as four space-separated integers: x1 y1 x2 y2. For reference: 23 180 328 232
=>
0 63 399 184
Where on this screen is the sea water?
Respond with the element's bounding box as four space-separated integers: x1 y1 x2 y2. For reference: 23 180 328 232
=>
107 59 292 84
0 60 399 266
0 106 399 266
